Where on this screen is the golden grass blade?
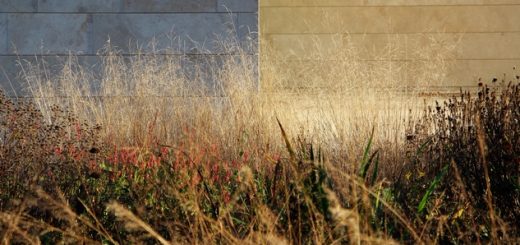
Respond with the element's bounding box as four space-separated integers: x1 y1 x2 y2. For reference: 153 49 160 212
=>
106 202 172 245
276 117 295 161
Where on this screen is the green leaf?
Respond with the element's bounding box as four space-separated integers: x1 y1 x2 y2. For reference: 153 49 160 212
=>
376 187 395 211
99 162 112 172
309 144 314 162
360 150 379 179
418 164 449 213
416 137 432 157
370 152 380 186
374 186 382 212
359 127 375 178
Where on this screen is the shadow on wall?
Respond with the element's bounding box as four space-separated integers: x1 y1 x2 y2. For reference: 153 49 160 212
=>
0 0 259 96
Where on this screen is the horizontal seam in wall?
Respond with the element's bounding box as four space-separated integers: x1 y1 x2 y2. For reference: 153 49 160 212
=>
262 31 520 35
260 4 520 8
268 58 520 62
0 11 257 14
10 95 245 99
0 56 514 61
6 86 495 99
265 32 520 35
0 53 258 57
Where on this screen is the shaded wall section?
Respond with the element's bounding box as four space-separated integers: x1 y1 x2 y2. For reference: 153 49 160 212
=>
260 0 520 91
0 0 258 95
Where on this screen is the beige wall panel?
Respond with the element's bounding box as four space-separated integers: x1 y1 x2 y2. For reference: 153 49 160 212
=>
261 5 520 34
265 32 520 60
446 60 520 86
261 59 520 89
261 59 443 89
261 0 363 6
264 34 342 59
261 0 520 7
366 0 520 6
260 0 520 90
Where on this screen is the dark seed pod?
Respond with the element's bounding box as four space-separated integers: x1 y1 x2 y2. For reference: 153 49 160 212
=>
89 147 100 154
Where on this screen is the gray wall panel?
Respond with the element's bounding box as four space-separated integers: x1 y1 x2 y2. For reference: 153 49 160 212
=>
0 0 37 12
92 14 237 54
0 14 6 54
8 14 90 55
238 13 258 40
0 55 101 96
0 0 258 96
0 56 23 96
38 0 122 12
238 13 258 53
122 0 217 12
218 0 257 12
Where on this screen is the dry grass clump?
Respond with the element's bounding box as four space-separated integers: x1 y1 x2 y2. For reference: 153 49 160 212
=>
258 32 458 171
22 46 263 149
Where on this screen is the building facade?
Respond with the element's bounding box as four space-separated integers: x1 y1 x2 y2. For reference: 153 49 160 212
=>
2 0 520 94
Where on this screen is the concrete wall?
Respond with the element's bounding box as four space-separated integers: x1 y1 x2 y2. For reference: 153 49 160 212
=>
260 0 520 90
0 0 258 95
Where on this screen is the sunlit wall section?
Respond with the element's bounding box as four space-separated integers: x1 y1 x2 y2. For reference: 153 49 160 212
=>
260 0 520 92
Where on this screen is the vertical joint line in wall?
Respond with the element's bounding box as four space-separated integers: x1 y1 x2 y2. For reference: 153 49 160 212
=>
257 0 260 92
235 13 240 40
87 14 94 55
35 0 39 12
119 0 125 12
5 14 8 54
404 36 408 91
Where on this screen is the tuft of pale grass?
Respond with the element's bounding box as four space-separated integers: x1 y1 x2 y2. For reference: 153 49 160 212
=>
16 31 457 154
107 202 170 245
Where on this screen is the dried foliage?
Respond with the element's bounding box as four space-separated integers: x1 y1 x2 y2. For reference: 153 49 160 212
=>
400 82 520 243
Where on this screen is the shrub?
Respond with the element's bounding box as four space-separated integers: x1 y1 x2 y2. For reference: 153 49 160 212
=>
398 82 520 243
0 91 104 205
